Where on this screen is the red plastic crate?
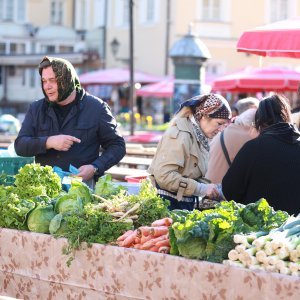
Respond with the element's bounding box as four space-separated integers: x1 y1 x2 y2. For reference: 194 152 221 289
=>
125 175 147 183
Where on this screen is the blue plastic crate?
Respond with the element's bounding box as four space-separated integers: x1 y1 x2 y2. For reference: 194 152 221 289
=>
0 156 35 175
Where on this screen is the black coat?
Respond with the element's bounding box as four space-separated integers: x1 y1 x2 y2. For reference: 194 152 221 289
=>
222 123 300 215
14 89 126 175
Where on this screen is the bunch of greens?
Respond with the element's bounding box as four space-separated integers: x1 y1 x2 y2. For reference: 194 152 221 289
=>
54 203 133 266
94 174 126 198
14 163 62 199
240 198 289 230
126 179 170 228
169 199 289 263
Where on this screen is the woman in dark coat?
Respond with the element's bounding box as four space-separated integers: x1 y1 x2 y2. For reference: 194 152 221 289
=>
222 94 300 215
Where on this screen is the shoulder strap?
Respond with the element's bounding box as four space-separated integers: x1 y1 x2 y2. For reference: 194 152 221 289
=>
220 131 231 166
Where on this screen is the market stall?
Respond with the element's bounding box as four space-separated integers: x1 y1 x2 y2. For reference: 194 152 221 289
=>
0 228 299 300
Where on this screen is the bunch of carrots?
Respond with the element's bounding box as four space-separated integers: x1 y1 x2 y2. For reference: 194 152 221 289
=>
116 217 173 253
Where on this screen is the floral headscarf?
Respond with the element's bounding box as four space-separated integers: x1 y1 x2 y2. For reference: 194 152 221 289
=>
38 56 81 102
179 94 232 151
193 94 232 122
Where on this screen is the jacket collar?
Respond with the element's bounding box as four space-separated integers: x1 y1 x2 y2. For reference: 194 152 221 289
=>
174 116 194 132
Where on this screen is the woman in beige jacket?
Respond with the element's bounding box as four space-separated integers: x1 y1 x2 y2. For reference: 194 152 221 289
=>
148 94 232 210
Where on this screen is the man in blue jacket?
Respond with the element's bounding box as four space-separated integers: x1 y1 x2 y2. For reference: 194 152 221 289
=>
15 56 126 186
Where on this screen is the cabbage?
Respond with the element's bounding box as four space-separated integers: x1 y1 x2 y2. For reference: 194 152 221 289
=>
27 204 56 233
54 194 83 214
49 213 67 235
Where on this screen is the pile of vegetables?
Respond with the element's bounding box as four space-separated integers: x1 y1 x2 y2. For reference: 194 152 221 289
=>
169 199 289 263
224 214 300 276
2 163 297 276
0 165 170 262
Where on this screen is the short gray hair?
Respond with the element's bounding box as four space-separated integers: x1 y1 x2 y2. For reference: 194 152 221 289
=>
236 97 259 114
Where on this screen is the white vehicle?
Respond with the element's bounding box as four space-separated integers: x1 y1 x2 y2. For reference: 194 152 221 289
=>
0 114 21 135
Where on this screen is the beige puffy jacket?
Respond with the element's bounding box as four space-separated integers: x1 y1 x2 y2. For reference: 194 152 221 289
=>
148 115 208 200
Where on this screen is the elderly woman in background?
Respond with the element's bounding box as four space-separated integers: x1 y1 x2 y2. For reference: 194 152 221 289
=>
222 94 300 215
148 93 232 211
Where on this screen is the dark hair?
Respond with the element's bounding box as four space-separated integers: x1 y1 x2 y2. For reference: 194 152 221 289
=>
254 94 291 131
38 58 52 75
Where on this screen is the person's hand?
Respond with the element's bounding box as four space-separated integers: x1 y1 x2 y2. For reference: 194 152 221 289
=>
77 164 95 181
205 184 220 199
46 135 81 151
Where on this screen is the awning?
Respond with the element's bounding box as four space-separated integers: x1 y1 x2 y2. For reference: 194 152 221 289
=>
212 66 300 92
236 17 300 58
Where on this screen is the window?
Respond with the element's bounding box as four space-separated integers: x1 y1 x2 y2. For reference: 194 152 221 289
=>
59 45 74 53
202 0 221 21
41 45 56 53
0 0 25 22
122 0 129 26
270 0 288 22
16 0 25 21
0 66 2 85
146 0 155 22
29 68 36 88
0 43 6 54
140 0 158 24
51 0 64 25
10 43 17 54
9 42 25 54
93 0 106 27
206 61 225 77
116 0 129 27
8 66 15 76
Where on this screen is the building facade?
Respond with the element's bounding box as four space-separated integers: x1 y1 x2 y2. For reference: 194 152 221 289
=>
1 0 300 114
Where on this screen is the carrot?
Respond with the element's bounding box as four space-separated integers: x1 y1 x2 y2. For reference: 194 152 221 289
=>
150 226 169 237
158 246 170 254
121 230 137 247
140 239 156 250
155 239 170 248
140 234 168 250
117 230 134 242
134 237 141 244
151 217 173 227
148 245 159 252
133 244 142 249
137 226 152 237
140 234 153 244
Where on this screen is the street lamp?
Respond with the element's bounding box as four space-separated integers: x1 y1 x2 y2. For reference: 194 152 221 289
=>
110 38 120 58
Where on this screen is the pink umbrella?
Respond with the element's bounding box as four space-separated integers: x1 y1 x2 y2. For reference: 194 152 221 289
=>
237 17 300 58
79 67 164 86
212 66 300 92
136 76 174 98
136 75 214 98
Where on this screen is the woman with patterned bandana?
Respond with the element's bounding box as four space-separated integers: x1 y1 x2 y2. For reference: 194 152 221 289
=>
148 94 232 210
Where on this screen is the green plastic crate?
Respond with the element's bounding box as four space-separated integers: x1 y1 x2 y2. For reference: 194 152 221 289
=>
0 156 35 175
